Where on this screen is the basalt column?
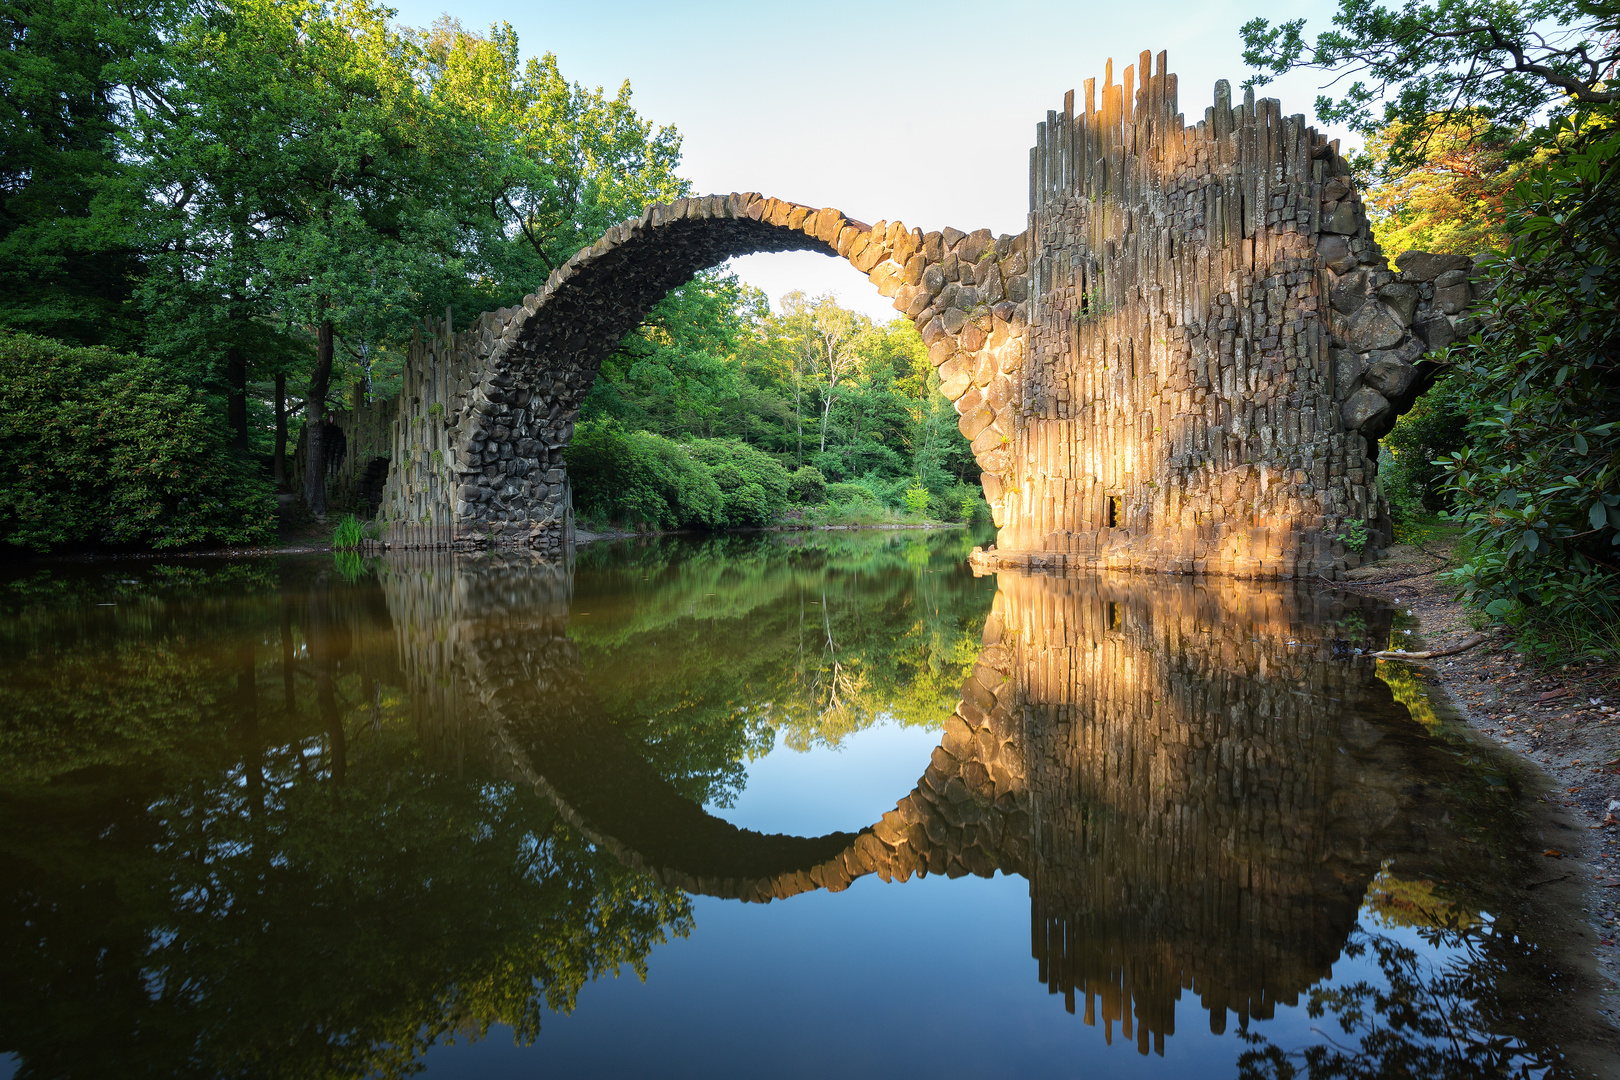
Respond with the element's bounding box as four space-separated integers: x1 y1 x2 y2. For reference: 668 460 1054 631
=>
985 50 1475 577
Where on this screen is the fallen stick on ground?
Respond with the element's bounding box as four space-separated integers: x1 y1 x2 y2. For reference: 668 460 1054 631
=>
1370 634 1488 661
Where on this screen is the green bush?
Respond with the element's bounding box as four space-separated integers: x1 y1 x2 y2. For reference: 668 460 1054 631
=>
0 332 275 551
1439 115 1620 626
1381 368 1469 528
566 422 723 530
902 484 930 515
686 438 791 527
787 466 827 504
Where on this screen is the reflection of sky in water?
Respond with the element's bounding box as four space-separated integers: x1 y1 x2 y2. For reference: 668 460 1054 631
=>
703 716 943 837
419 715 1468 1079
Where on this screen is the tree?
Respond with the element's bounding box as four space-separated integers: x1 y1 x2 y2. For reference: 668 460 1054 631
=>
1439 118 1620 627
1241 0 1620 170
1362 113 1546 255
416 18 688 306
123 0 489 515
779 292 861 457
0 0 156 347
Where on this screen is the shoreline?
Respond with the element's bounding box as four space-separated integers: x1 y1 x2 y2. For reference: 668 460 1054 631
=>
1337 543 1620 1072
2 519 970 566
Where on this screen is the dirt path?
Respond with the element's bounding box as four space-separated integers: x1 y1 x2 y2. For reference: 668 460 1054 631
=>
1340 539 1620 1050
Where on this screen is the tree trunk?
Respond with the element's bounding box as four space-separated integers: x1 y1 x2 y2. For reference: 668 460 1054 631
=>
226 345 249 450
304 315 334 516
273 372 288 490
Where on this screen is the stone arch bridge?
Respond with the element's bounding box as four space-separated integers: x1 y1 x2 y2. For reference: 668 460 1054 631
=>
357 49 1478 580
383 552 1479 1051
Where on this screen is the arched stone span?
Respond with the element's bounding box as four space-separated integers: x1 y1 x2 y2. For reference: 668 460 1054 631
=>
377 195 1032 552
372 49 1482 579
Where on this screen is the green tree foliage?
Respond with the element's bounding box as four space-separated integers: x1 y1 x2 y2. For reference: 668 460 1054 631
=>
567 423 724 530
123 0 494 512
1363 114 1546 256
1241 0 1620 169
1440 119 1620 624
416 17 688 297
0 0 150 346
1379 369 1470 526
0 332 274 551
572 287 983 529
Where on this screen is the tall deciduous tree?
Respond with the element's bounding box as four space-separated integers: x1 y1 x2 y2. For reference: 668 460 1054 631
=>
126 0 486 514
416 18 688 299
1241 0 1620 169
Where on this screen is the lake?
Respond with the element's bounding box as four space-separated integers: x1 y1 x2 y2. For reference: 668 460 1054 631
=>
0 529 1597 1078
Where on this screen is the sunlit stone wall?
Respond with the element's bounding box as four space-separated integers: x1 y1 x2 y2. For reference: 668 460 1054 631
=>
988 50 1479 577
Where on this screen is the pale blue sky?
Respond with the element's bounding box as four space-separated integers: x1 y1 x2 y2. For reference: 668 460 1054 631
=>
389 0 1353 319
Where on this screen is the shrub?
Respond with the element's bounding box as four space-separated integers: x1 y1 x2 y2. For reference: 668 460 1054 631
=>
1381 368 1469 526
902 484 930 515
566 422 723 530
1439 116 1620 627
686 438 792 527
787 466 827 504
0 332 275 552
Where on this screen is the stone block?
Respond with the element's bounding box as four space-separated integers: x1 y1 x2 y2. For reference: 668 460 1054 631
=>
1412 312 1455 351
1321 201 1359 234
1376 283 1419 325
1363 356 1416 399
1332 349 1363 398
1329 269 1368 315
1341 386 1391 431
1344 303 1404 352
1433 282 1471 314
1395 250 1469 281
1318 234 1357 273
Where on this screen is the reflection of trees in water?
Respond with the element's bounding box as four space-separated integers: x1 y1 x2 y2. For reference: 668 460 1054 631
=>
0 562 689 1079
567 530 992 785
0 538 1597 1077
1237 920 1552 1079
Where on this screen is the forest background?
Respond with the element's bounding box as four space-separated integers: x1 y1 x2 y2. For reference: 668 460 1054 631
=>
0 0 983 545
1 0 1616 650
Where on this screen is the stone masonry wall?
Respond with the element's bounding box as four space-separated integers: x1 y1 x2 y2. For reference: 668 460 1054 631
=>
375 195 1032 553
371 48 1478 576
982 50 1480 578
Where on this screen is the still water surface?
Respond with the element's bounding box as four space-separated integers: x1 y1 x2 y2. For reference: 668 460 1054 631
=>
0 530 1593 1077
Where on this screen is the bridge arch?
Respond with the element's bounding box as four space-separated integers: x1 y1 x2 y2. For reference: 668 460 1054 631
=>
378 194 1033 551
369 49 1484 580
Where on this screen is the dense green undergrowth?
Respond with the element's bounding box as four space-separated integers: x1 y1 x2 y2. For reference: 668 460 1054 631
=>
0 332 275 552
566 420 985 533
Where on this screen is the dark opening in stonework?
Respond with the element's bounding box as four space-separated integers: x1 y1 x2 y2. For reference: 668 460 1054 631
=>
1106 495 1122 529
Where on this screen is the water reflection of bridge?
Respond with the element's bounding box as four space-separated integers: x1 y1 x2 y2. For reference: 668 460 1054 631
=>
382 553 1459 1055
